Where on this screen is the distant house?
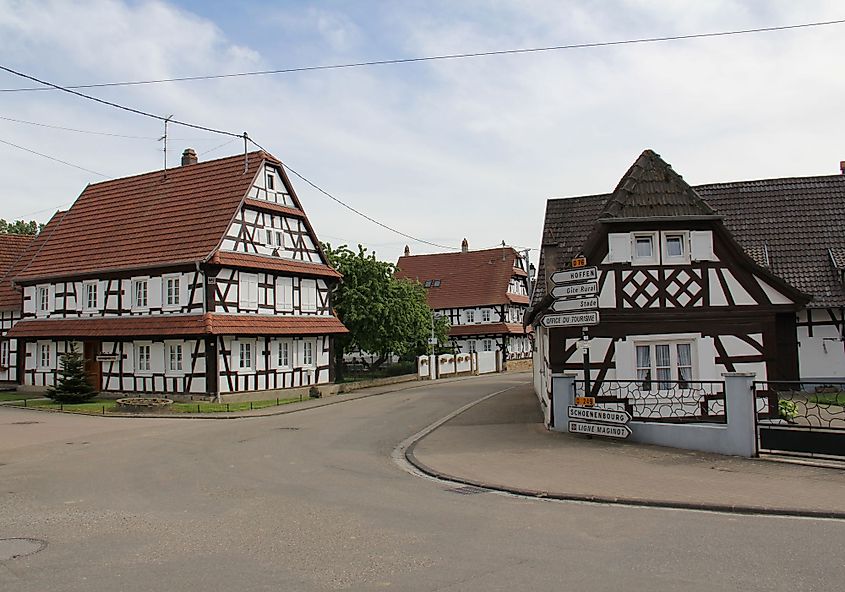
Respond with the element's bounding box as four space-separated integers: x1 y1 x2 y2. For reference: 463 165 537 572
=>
396 240 532 362
528 150 844 399
8 149 347 398
0 231 39 382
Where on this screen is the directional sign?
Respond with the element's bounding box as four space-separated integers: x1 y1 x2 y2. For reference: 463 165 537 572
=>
551 281 598 299
568 406 631 425
540 311 600 328
569 420 631 439
551 296 599 313
550 266 597 285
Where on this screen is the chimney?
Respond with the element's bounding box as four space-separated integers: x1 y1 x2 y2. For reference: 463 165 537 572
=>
840 160 845 175
403 245 410 257
461 238 469 253
181 148 198 166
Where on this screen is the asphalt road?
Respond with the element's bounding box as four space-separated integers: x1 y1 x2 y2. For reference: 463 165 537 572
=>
1 374 843 591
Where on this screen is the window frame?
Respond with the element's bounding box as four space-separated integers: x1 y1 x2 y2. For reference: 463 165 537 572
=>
0 339 9 368
162 274 182 310
300 339 316 369
300 279 318 313
277 339 292 370
482 339 493 352
36 341 52 370
237 340 255 374
662 231 691 264
481 309 491 323
135 341 153 376
165 341 185 376
632 232 659 266
466 310 475 324
131 277 149 312
82 281 99 312
634 339 697 392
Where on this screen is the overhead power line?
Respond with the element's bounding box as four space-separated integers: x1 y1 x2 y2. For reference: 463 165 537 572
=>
0 137 108 177
0 114 210 141
1 18 842 93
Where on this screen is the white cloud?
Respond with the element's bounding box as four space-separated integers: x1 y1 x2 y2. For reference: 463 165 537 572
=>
0 0 843 265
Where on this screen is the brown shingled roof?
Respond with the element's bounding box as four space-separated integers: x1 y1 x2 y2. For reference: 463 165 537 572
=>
395 247 528 309
533 152 845 309
14 151 271 281
7 314 348 338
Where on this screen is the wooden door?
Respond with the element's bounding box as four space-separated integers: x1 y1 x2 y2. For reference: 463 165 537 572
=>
82 341 101 391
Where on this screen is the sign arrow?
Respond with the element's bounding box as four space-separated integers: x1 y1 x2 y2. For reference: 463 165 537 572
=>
551 296 599 313
551 281 598 298
568 406 631 425
551 267 597 285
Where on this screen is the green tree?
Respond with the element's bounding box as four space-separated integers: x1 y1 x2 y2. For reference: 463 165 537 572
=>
45 343 97 403
0 219 40 235
323 243 449 374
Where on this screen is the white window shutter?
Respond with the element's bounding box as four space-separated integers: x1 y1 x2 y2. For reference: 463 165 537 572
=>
97 281 106 309
301 279 317 312
151 343 165 373
607 233 632 263
180 275 190 307
149 277 162 308
275 277 293 311
690 231 716 262
48 285 56 312
75 282 84 312
250 279 259 309
123 342 135 373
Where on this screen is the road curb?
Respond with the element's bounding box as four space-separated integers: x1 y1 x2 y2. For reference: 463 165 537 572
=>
402 399 845 521
0 374 488 421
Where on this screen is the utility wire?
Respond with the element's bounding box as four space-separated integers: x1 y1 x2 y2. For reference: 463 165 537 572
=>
247 137 456 250
0 137 108 177
0 65 244 139
1 18 842 92
0 114 211 141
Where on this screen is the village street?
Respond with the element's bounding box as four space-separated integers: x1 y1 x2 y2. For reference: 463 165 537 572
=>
1 373 843 592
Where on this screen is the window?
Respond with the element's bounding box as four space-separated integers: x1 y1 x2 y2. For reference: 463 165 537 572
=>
276 277 293 312
265 228 273 246
301 279 317 313
239 342 253 371
482 339 493 352
37 286 50 313
482 309 491 323
635 236 654 259
466 310 475 323
467 340 477 353
665 235 684 258
432 280 441 287
423 280 432 288
301 340 314 367
636 342 695 391
239 273 259 310
278 340 291 368
132 279 148 310
0 340 8 367
164 276 181 308
136 344 152 374
38 342 51 370
166 343 183 374
267 174 275 190
84 281 98 311
275 231 284 249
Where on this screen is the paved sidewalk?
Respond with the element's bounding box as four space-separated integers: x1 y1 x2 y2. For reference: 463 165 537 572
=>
408 383 845 518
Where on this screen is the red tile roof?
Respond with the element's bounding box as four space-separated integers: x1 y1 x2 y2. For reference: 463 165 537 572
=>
12 151 298 282
7 313 348 338
0 214 64 310
0 234 34 273
210 252 341 278
396 247 529 309
448 323 528 337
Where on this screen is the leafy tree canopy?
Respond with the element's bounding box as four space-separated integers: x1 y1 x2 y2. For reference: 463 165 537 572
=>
324 243 449 368
0 219 41 235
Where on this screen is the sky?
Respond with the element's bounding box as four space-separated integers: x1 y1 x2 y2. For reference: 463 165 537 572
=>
0 0 843 268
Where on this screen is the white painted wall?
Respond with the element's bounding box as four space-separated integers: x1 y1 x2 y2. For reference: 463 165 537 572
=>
797 308 845 381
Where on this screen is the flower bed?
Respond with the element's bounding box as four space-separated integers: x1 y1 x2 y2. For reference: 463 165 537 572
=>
115 397 173 413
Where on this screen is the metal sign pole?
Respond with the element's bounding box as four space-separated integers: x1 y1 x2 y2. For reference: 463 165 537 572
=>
582 326 591 395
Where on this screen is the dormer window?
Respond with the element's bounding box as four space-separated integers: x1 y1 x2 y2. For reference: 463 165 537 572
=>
635 235 654 259
267 175 275 190
662 232 690 263
665 235 684 258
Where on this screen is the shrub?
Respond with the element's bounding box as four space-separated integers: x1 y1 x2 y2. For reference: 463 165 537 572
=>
45 343 97 403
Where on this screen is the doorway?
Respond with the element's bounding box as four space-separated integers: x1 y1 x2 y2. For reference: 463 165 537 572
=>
82 341 101 391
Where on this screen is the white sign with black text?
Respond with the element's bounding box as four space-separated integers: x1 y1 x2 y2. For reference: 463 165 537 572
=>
568 406 631 425
540 311 600 328
569 420 631 439
550 267 598 285
551 296 599 313
551 281 598 298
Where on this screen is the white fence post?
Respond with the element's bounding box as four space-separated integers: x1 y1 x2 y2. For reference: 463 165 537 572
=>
550 374 576 432
723 372 757 457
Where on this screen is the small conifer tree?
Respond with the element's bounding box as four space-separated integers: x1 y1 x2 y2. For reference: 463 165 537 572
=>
46 343 97 403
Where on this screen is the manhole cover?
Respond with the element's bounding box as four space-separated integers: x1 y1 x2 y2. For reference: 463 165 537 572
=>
10 421 41 425
0 538 47 561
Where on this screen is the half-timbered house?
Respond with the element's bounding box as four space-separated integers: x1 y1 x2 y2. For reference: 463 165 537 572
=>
396 241 531 362
0 231 39 383
8 149 347 398
528 150 845 401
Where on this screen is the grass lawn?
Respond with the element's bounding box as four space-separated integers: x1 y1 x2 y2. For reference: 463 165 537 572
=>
808 392 845 406
9 396 304 415
0 392 43 402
